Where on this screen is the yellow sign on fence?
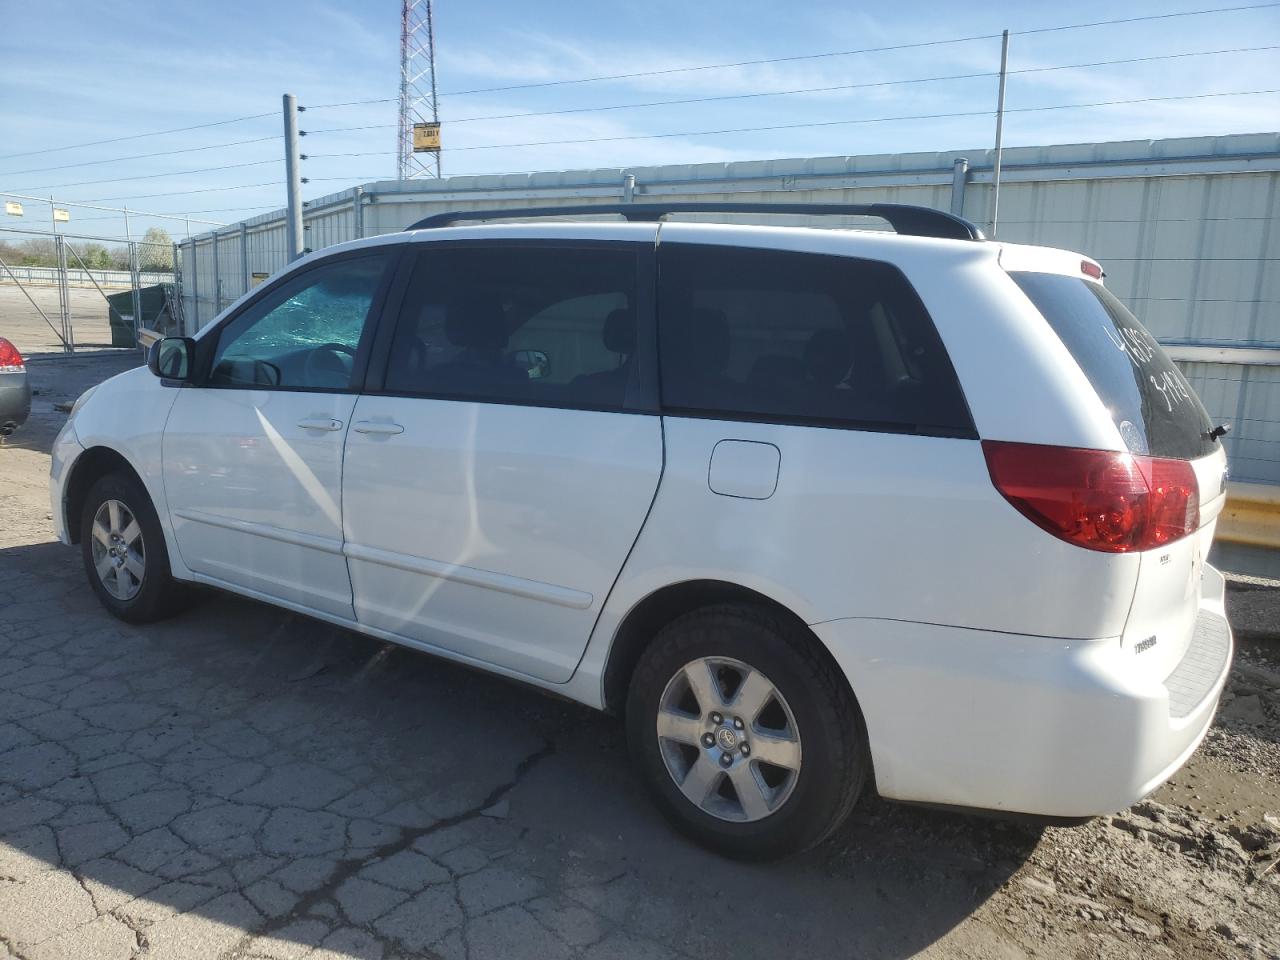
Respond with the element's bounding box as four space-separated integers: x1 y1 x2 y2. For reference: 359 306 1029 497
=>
4 201 22 217
413 122 441 152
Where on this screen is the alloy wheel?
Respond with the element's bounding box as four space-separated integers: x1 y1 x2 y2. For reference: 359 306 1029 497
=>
90 499 145 601
655 656 802 822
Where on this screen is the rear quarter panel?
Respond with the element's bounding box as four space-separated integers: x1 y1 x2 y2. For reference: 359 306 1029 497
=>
588 417 1139 639
902 254 1123 451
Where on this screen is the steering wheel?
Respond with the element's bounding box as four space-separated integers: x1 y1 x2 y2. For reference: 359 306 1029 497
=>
304 342 356 388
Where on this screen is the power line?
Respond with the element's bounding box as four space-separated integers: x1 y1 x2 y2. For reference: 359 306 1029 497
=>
1015 2 1280 35
79 176 391 204
302 43 1280 143
306 123 396 135
12 158 281 192
0 136 279 178
430 88 1280 153
439 36 1002 98
73 204 280 223
0 190 232 226
429 2 1280 98
301 2 1280 107
310 97 397 109
166 204 282 216
5 0 1275 173
0 112 277 162
307 151 394 158
83 182 281 202
10 41 1269 184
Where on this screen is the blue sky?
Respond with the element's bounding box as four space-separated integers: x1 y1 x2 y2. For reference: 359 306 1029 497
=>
1 0 1277 242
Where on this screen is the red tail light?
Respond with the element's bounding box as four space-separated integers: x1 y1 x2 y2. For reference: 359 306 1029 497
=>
0 337 24 372
983 441 1199 553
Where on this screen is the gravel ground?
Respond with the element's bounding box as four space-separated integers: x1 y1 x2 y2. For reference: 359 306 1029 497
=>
0 352 1277 960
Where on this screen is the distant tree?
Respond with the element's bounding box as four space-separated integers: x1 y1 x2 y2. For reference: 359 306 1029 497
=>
72 243 112 270
139 227 174 271
18 237 57 267
108 246 131 271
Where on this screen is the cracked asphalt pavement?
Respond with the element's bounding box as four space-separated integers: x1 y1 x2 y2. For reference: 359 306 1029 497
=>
2 351 1278 960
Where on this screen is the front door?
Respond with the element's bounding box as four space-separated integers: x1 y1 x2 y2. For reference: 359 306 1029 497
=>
341 238 663 682
162 249 397 619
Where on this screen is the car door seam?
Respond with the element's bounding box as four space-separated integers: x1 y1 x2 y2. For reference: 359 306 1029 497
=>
566 232 666 683
338 395 358 620
157 385 195 572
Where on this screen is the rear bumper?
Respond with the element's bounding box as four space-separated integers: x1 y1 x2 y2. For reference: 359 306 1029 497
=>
813 564 1232 818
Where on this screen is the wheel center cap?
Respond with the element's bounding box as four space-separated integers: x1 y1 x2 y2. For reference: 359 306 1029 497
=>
715 726 738 751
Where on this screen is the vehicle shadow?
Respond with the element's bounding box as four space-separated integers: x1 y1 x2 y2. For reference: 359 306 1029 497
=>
0 538 1040 958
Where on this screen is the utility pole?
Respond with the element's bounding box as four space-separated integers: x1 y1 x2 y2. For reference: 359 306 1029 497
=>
990 30 1010 239
283 93 304 261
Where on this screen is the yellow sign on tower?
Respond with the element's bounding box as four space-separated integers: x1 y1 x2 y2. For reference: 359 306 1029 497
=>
413 122 441 153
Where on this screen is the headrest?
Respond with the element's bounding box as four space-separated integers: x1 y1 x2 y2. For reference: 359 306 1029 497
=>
603 308 636 355
804 328 852 386
684 307 731 373
445 291 508 351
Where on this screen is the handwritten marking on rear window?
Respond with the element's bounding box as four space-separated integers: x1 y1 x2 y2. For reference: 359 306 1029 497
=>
1150 370 1193 413
1103 324 1157 366
1104 324 1191 412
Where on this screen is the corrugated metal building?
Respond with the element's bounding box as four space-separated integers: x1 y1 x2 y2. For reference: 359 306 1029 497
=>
180 131 1280 487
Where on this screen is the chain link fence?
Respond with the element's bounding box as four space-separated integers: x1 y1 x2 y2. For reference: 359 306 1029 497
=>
0 227 181 358
181 220 296 332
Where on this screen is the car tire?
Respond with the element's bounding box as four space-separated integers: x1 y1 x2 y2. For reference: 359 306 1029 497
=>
80 470 189 623
626 603 869 860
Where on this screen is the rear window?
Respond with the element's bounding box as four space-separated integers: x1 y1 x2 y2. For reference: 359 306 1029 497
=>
1010 272 1217 460
658 244 973 436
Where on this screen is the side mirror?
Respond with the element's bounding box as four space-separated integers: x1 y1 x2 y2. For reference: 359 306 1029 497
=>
510 349 551 380
148 337 195 382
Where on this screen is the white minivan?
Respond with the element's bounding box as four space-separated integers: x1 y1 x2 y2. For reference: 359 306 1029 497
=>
51 203 1232 859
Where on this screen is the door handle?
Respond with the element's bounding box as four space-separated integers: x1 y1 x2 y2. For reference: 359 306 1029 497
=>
297 418 343 431
352 420 405 436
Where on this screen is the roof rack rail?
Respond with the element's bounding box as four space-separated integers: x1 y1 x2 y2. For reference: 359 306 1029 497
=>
405 202 985 242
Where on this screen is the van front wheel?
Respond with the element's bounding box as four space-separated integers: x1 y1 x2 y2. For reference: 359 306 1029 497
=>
626 604 868 860
80 470 188 623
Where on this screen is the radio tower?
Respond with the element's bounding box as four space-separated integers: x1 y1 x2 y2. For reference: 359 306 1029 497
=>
397 0 441 180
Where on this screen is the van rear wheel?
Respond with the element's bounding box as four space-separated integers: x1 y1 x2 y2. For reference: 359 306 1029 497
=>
626 604 868 860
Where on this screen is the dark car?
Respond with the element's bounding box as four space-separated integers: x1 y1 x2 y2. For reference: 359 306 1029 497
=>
0 337 31 436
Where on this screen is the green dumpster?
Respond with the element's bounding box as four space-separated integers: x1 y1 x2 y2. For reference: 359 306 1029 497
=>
106 285 174 347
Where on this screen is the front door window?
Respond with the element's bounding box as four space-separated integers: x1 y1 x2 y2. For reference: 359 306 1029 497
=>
209 254 390 390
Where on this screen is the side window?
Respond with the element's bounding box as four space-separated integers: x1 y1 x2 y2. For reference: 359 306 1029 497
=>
657 244 972 434
384 245 641 409
209 253 391 389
